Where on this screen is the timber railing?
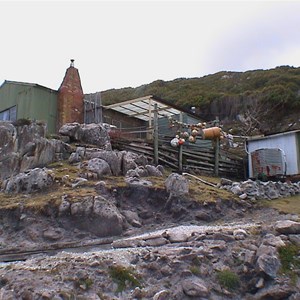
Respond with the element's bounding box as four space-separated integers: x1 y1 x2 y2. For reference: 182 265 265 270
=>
110 132 246 179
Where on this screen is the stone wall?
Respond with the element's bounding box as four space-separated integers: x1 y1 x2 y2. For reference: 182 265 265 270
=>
219 178 300 200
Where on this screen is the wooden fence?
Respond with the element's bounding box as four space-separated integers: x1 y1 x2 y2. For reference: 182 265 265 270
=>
111 135 246 179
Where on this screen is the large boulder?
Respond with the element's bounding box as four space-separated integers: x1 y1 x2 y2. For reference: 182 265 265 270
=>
165 173 189 197
85 149 122 176
92 196 123 236
58 122 81 140
58 195 124 237
257 254 280 278
2 168 55 194
86 158 112 178
0 122 17 157
182 278 209 298
59 122 111 150
0 121 71 180
275 220 300 235
121 151 148 175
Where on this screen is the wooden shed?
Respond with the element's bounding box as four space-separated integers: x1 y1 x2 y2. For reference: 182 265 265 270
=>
247 129 300 178
101 95 211 146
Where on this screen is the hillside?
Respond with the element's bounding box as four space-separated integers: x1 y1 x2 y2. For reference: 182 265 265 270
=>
1 121 300 299
88 66 300 135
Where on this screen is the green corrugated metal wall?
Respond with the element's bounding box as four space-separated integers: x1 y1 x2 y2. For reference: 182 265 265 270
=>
0 82 58 133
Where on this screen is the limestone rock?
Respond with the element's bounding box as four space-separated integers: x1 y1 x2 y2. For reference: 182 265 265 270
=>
262 233 285 247
257 254 280 278
182 278 209 297
92 196 123 236
126 166 149 178
125 177 153 187
163 229 189 243
253 284 294 300
3 168 54 194
288 234 300 246
233 229 248 240
59 122 111 150
70 197 93 216
145 165 163 177
86 158 112 178
122 210 142 228
68 152 81 164
275 220 300 234
153 290 170 300
59 122 81 140
122 151 138 174
219 178 300 201
58 197 71 216
85 150 121 176
43 228 64 241
0 121 70 180
165 173 189 197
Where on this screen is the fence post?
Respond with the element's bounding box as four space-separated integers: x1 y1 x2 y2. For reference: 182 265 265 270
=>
178 144 183 174
214 116 220 176
178 112 183 174
153 103 159 165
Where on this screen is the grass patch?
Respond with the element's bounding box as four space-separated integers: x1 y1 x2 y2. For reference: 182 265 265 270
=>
109 265 142 293
189 265 201 276
74 277 93 290
262 195 300 216
188 177 237 203
217 270 240 291
278 243 300 284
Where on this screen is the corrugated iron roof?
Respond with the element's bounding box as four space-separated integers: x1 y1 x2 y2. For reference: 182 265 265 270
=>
0 80 58 93
103 95 201 122
247 129 300 141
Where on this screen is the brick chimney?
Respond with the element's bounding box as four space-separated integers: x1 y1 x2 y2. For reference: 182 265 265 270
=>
57 59 84 131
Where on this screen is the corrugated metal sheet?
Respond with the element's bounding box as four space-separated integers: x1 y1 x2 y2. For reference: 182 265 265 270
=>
250 148 286 178
0 81 58 133
247 130 300 177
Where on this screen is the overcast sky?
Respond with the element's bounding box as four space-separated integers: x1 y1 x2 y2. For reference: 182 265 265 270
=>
1 1 300 93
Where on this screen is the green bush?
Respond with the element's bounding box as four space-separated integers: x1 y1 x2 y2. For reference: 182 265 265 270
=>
217 270 240 291
109 265 142 293
12 118 31 127
278 243 300 273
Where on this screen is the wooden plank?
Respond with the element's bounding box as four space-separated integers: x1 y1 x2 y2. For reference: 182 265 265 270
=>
111 136 245 178
186 159 215 168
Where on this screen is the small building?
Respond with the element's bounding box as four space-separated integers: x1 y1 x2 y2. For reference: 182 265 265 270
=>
247 129 300 178
0 60 84 134
100 95 209 145
0 81 58 133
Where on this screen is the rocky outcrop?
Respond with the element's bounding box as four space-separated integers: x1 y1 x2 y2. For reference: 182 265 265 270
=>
58 195 124 237
59 122 111 150
219 178 300 200
85 149 122 176
69 145 152 178
126 165 164 178
86 158 112 178
2 168 55 194
0 121 71 180
0 183 299 299
121 151 148 175
165 173 189 197
275 220 300 234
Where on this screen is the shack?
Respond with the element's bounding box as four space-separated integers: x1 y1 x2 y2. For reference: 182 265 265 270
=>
0 60 84 134
247 129 300 178
100 95 210 145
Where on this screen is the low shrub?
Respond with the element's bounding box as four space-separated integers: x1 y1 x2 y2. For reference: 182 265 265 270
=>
217 270 240 291
109 265 142 293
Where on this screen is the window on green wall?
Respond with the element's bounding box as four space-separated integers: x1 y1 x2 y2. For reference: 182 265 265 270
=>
0 106 17 121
